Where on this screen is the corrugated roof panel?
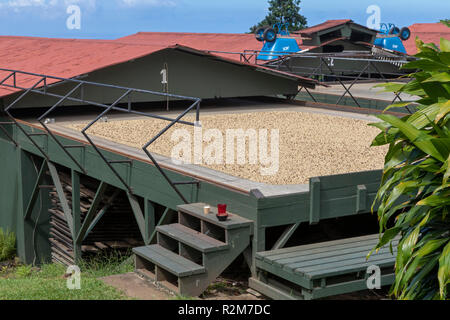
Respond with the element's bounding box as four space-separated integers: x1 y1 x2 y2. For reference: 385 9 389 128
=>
297 20 353 35
116 32 261 61
0 36 168 97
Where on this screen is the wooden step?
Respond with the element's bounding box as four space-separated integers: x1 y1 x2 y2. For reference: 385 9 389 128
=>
133 245 205 277
157 224 229 253
178 203 253 230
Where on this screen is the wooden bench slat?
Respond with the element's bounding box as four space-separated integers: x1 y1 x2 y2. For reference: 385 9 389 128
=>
297 251 396 277
260 239 391 264
275 240 398 267
307 258 396 280
257 234 380 259
285 246 396 272
133 245 205 277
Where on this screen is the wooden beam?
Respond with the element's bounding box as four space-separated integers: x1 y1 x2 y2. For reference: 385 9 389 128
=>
356 185 368 213
81 188 120 242
127 193 146 242
272 222 300 250
24 160 47 221
149 207 174 244
48 162 73 235
75 182 108 244
71 169 81 263
144 198 155 245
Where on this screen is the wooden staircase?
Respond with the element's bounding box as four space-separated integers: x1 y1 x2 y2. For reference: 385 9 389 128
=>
133 203 253 297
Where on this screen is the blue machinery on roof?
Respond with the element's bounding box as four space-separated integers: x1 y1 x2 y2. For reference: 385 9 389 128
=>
254 23 301 61
254 21 412 61
374 23 411 54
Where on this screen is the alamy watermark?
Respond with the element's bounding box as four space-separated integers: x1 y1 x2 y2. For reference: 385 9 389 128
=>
66 265 81 290
66 4 81 30
366 265 382 290
366 4 381 30
170 124 280 176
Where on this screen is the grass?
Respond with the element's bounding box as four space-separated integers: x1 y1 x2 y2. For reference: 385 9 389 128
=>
0 250 135 300
171 295 197 300
0 228 15 261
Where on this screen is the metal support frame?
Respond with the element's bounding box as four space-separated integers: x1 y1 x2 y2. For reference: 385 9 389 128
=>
0 67 203 204
209 47 411 69
141 100 201 203
298 86 317 103
0 121 18 146
288 56 414 112
320 58 362 108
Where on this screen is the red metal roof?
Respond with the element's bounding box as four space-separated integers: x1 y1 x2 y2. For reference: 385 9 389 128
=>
0 35 318 98
116 32 261 61
403 23 450 55
297 20 353 35
0 36 169 98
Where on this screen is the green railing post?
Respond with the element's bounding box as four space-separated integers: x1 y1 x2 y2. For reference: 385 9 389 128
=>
72 169 81 264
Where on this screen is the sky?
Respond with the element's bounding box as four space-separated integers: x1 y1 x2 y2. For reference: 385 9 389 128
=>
0 0 448 39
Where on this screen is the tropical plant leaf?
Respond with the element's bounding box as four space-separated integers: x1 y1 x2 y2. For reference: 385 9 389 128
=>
370 29 450 300
436 100 450 123
423 72 450 83
378 114 446 161
402 59 447 72
438 241 450 298
441 37 450 53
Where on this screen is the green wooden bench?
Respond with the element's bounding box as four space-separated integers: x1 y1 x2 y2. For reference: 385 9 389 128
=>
252 234 398 300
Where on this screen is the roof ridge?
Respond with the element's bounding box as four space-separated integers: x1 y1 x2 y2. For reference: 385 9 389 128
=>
0 35 179 48
133 31 251 36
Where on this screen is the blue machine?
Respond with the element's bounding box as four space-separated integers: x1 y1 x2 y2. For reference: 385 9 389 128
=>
255 22 301 61
374 23 411 54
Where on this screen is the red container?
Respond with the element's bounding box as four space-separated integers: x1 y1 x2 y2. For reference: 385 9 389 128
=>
217 204 227 216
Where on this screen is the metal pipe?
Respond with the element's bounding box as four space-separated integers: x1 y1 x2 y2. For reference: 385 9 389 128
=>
2 82 197 126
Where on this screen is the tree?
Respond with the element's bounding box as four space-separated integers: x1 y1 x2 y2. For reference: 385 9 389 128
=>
370 23 450 300
249 0 307 33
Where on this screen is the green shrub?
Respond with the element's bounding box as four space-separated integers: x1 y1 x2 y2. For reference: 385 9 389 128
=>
370 24 450 300
0 228 16 262
14 265 33 279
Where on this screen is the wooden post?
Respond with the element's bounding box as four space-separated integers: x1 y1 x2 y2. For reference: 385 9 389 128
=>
72 169 81 264
127 193 146 242
76 182 108 244
309 177 321 225
144 198 155 245
24 160 47 221
356 185 368 213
